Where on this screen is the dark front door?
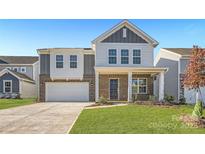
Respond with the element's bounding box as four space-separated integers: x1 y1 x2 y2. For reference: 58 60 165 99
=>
109 79 118 100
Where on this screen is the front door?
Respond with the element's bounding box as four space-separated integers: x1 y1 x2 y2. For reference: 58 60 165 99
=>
109 79 118 100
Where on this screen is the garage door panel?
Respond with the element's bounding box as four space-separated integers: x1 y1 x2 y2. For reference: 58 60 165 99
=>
46 82 89 102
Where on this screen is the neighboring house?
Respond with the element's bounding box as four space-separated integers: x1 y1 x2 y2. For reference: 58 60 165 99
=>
0 56 39 98
38 20 167 102
154 48 205 103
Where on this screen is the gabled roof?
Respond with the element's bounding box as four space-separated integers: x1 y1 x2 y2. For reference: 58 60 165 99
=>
92 20 159 47
0 56 38 64
0 68 34 83
162 48 193 56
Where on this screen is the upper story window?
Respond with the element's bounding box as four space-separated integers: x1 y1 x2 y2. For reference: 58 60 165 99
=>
70 55 77 68
56 55 64 68
121 49 129 64
133 49 141 64
20 67 26 73
6 67 11 70
13 67 19 72
108 49 117 64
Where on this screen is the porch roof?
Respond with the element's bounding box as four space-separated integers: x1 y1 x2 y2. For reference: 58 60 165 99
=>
95 66 168 74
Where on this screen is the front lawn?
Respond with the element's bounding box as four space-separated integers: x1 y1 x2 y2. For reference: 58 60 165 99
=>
70 104 205 134
0 98 36 110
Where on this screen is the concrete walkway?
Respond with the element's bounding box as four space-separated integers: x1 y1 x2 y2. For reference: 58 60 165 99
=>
0 103 91 134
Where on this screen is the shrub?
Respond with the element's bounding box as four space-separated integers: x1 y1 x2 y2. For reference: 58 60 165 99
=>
149 95 156 101
97 96 108 104
164 94 175 103
132 94 138 103
179 96 186 104
192 100 203 118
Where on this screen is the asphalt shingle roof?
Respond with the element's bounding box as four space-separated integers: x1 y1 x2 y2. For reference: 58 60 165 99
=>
163 48 193 55
0 56 38 64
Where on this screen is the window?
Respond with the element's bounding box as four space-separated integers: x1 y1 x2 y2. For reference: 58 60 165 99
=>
20 67 26 73
123 28 127 38
133 49 141 64
56 55 63 68
70 55 77 68
108 49 117 64
132 78 147 94
3 80 12 93
6 67 11 70
121 49 129 64
13 67 19 72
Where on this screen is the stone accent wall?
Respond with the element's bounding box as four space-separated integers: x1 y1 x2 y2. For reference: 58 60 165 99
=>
39 74 95 102
132 74 154 101
99 74 128 101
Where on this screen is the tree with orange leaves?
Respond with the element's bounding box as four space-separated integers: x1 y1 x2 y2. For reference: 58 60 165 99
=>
184 46 205 118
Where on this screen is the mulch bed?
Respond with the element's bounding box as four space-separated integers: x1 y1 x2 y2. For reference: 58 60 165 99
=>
179 115 205 128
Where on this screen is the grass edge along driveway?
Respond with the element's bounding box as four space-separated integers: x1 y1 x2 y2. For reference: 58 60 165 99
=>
70 104 205 134
0 98 36 110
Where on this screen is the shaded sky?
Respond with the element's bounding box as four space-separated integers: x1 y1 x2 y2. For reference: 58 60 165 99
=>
0 19 205 57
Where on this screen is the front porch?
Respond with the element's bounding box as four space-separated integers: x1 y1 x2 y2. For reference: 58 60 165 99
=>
95 67 167 102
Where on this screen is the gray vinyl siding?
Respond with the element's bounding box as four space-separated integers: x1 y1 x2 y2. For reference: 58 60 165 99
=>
155 58 178 101
0 65 33 79
84 55 95 76
180 59 189 73
0 73 19 93
101 26 148 43
40 54 50 75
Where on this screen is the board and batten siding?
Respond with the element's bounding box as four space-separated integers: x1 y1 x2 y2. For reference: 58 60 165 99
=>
40 54 50 75
102 26 148 43
95 42 154 67
84 55 95 76
0 73 19 93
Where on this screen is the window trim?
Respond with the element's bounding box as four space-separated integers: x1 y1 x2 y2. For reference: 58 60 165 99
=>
132 78 147 94
108 49 117 64
56 55 64 68
20 67 26 73
13 67 19 72
133 49 141 64
121 49 129 64
3 80 12 93
70 55 78 69
6 67 11 70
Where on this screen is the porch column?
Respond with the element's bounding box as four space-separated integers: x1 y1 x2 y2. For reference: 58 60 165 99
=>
95 71 99 102
128 72 132 102
159 71 165 101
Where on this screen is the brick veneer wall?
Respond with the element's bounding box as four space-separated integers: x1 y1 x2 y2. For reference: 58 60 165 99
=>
39 74 95 102
99 74 154 101
99 74 128 101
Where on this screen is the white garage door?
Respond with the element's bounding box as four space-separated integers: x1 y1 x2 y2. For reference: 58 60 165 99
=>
45 82 89 102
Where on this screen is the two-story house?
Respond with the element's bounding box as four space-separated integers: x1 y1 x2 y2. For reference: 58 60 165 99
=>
38 20 167 102
0 56 39 98
155 48 205 103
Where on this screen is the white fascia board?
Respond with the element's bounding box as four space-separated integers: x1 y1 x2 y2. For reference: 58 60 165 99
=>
154 48 182 65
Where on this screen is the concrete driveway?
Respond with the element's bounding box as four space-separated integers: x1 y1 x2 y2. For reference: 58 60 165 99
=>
0 103 92 134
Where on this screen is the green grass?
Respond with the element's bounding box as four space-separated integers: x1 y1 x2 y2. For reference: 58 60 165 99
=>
0 98 36 110
70 104 205 134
